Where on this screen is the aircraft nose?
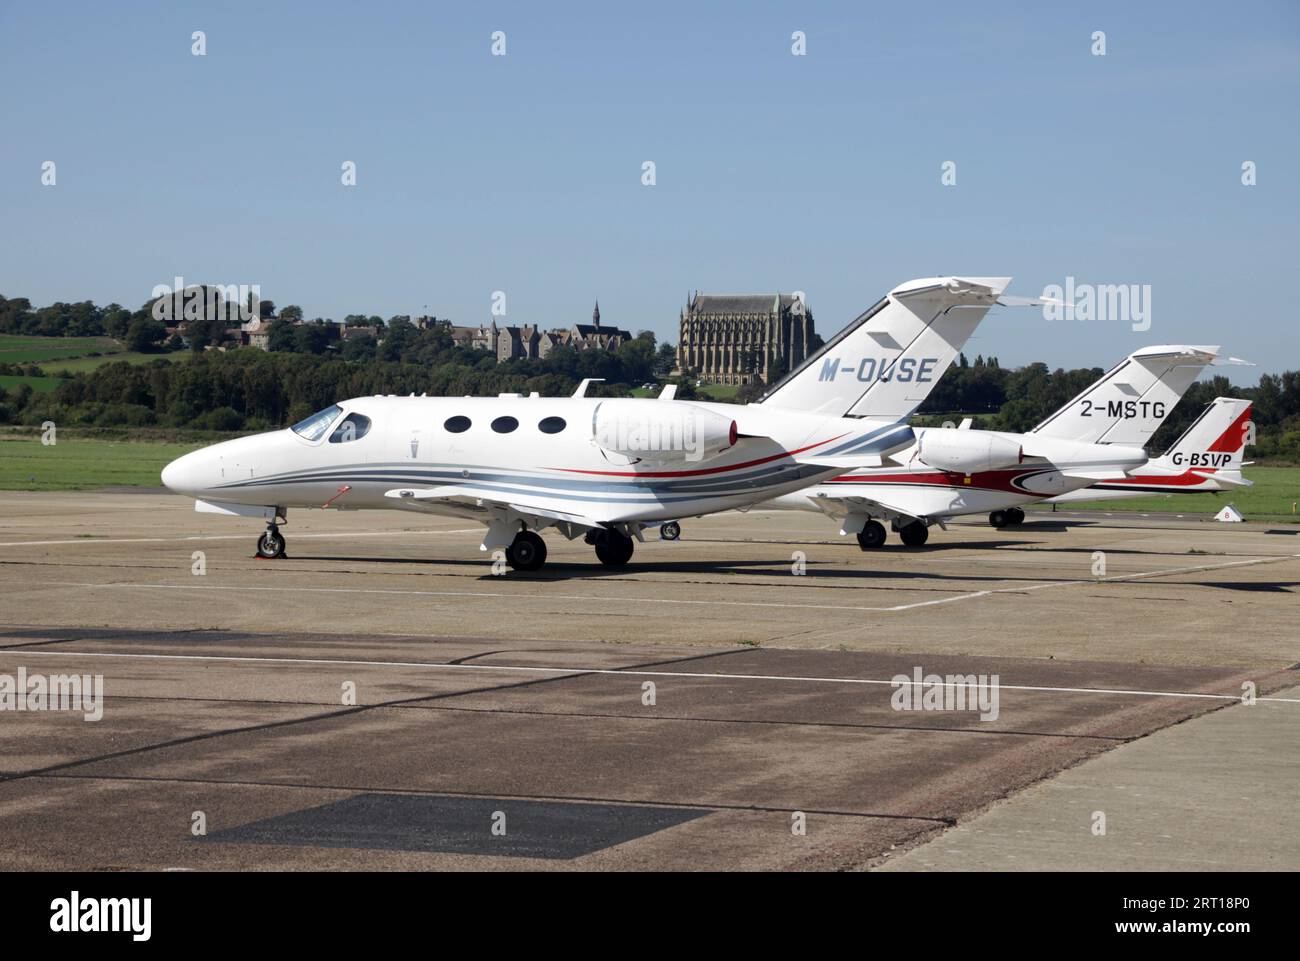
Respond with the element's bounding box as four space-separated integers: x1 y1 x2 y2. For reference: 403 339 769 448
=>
161 450 209 494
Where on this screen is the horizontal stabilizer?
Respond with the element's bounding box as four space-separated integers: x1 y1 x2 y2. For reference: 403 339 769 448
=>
1201 470 1252 488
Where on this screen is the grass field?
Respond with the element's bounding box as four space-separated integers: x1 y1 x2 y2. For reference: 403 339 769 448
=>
0 435 205 491
0 333 179 374
0 374 60 394
697 383 742 401
1065 466 1300 520
0 334 123 364
38 351 176 373
627 383 742 401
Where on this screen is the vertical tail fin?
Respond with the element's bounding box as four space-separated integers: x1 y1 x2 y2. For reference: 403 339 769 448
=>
758 276 1011 419
1153 398 1253 474
1028 345 1218 445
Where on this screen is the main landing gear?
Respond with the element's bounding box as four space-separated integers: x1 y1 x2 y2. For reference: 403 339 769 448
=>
587 528 635 567
855 519 930 549
256 523 286 559
856 520 887 550
898 521 930 547
988 507 1025 529
502 527 635 572
505 530 548 572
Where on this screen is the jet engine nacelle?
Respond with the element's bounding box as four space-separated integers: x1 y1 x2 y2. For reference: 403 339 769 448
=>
592 399 738 465
915 430 1024 474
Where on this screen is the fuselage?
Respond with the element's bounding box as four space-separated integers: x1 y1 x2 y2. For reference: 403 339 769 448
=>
161 394 912 524
766 429 1148 522
1045 466 1245 503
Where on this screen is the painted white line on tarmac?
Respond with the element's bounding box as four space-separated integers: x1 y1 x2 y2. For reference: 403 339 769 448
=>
43 579 1049 613
0 529 481 548
37 550 1300 614
7 648 1298 704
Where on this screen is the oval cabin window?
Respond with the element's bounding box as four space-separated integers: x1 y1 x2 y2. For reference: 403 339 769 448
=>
491 416 519 434
444 416 471 434
538 416 566 434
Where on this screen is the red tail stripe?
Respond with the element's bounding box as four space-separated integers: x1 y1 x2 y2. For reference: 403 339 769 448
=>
1207 405 1253 454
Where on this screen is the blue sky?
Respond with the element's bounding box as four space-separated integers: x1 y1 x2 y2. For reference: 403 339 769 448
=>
2 1 1297 381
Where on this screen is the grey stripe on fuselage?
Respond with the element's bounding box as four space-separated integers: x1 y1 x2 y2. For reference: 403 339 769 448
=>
213 463 836 504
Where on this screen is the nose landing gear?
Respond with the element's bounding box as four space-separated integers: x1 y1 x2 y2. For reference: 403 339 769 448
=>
256 523 286 559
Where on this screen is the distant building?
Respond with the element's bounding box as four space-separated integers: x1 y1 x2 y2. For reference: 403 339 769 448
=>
340 324 382 342
241 316 276 349
675 292 815 386
449 302 631 363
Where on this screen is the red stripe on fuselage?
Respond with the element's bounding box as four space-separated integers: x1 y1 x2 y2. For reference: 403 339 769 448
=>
827 467 1038 495
1096 468 1218 489
552 433 850 478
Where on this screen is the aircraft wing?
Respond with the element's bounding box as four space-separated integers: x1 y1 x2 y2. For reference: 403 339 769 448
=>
801 490 930 531
384 485 607 548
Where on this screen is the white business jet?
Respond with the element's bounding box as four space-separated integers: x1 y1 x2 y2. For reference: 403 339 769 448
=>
161 276 1028 571
763 345 1238 546
1044 397 1253 504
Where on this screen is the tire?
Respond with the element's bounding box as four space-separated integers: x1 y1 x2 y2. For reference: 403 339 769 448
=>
594 530 635 567
256 528 285 559
898 522 929 547
660 521 681 541
988 510 1010 529
1007 507 1025 526
855 520 887 550
506 531 547 572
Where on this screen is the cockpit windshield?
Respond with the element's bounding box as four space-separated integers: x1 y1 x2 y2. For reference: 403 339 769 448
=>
291 405 342 441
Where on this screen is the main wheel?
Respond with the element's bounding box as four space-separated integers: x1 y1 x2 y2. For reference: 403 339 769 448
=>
506 530 547 572
594 530 635 567
898 522 929 547
856 520 887 550
1007 507 1025 526
660 521 681 541
988 510 1010 529
256 527 286 559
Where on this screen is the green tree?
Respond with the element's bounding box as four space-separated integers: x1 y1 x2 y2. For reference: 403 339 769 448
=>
267 319 297 352
126 317 166 352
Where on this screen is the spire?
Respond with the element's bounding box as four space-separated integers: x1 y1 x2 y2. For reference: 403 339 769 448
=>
592 300 600 328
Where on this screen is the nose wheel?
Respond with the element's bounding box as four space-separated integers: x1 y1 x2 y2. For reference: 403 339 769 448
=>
256 525 286 559
659 521 681 541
